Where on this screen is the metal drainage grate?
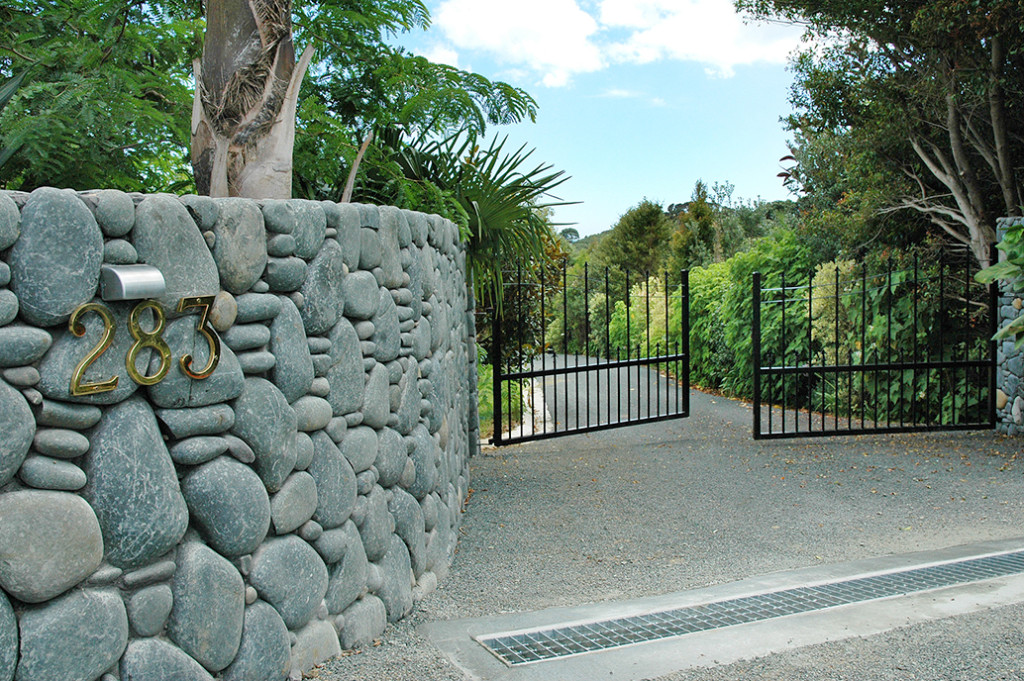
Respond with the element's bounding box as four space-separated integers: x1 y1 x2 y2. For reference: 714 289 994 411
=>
477 550 1024 666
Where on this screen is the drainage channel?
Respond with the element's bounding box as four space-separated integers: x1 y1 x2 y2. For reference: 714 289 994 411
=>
476 549 1024 666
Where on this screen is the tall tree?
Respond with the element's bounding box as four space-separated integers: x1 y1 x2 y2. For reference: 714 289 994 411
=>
739 0 1024 266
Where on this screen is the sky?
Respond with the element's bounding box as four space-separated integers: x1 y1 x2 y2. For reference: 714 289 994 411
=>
397 0 808 237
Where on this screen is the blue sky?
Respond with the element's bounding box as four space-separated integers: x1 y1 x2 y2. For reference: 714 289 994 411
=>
397 0 807 237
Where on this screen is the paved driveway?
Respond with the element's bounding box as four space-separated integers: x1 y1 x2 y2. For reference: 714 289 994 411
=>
319 389 1024 680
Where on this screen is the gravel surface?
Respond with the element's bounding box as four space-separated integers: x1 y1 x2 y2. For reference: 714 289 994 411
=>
318 390 1024 680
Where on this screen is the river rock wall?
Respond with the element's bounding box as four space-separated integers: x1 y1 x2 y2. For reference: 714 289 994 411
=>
0 187 478 681
995 216 1024 435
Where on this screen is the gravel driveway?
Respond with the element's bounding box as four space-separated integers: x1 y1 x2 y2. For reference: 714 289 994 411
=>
317 389 1024 681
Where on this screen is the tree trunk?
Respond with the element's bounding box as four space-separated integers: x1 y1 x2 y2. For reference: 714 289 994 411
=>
988 35 1022 216
191 0 312 199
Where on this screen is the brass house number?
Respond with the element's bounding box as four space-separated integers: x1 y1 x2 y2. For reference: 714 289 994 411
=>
68 295 222 396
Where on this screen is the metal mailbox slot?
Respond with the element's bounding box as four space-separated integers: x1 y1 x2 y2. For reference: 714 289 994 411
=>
99 264 166 301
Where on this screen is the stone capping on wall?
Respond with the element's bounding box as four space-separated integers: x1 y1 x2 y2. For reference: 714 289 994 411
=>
995 216 1024 435
0 187 479 681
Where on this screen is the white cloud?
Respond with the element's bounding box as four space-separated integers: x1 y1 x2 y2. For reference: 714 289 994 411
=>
434 0 604 87
431 0 803 85
421 44 461 68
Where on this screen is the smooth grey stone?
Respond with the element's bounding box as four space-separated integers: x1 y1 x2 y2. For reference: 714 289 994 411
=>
0 289 17 326
410 318 431 360
357 486 391 563
147 314 245 409
375 427 407 488
168 542 245 673
377 534 414 622
121 638 214 681
407 425 438 500
359 228 382 270
389 487 426 578
103 238 138 264
235 293 282 323
341 271 379 320
134 194 219 311
260 199 298 234
169 436 229 465
0 490 102 602
33 427 89 458
19 455 86 490
267 233 295 257
311 352 332 377
156 404 235 437
36 301 141 405
309 376 330 397
83 398 188 568
223 433 256 464
0 325 52 367
231 377 297 492
355 470 375 495
300 239 345 335
289 619 341 678
339 595 386 650
182 456 270 557
0 378 33 486
372 288 404 360
251 279 270 292
212 198 268 294
321 200 341 229
121 560 176 589
377 206 404 288
298 518 324 543
353 320 375 340
220 600 291 681
269 296 314 403
209 290 237 332
179 194 220 231
395 359 420 436
91 189 135 236
313 526 348 565
307 336 331 354
289 202 327 259
396 210 412 247
0 591 14 681
17 588 128 681
324 521 366 615
265 257 306 292
224 323 271 351
237 350 276 373
249 536 328 630
334 204 361 269
1 365 37 387
127 584 173 637
361 364 390 429
10 187 102 326
271 472 318 535
293 395 332 431
421 493 439 532
356 203 380 230
245 586 258 604
408 211 427 247
399 458 416 489
325 416 347 442
0 262 8 287
293 431 314 470
308 431 356 530
326 317 363 416
0 193 18 249
342 426 377 474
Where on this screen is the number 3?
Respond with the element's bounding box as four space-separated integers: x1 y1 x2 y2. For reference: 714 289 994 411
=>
177 295 221 379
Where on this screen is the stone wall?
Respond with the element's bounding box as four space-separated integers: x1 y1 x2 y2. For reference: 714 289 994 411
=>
995 216 1024 435
0 187 478 681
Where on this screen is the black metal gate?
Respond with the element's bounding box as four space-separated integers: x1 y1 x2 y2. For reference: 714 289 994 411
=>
491 263 689 446
752 248 997 439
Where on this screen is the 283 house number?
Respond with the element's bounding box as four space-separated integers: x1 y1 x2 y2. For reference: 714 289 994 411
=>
68 295 222 396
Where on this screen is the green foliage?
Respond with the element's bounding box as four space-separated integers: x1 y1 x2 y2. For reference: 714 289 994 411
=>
0 1 202 191
593 200 671 277
977 220 1024 348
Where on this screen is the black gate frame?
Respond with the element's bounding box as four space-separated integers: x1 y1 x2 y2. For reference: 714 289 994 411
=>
492 264 690 446
752 248 997 439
